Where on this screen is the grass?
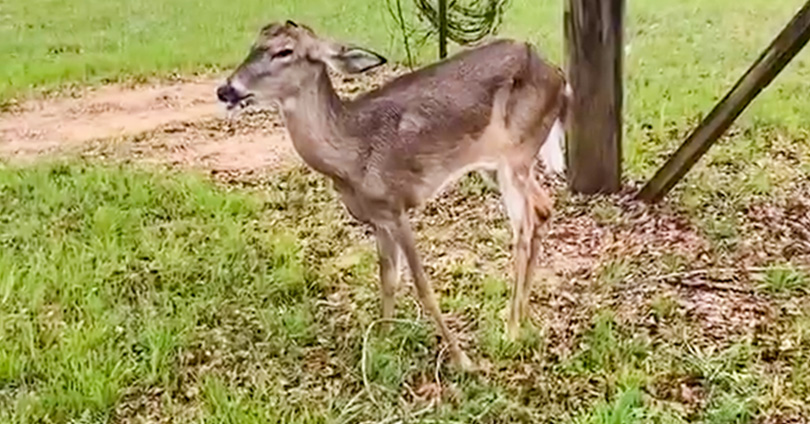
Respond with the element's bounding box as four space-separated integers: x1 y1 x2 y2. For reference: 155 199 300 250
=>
2 0 810 422
0 0 396 103
3 0 810 136
0 160 809 423
757 265 810 295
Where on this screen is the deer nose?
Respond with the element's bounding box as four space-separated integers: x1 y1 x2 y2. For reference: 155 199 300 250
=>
216 84 239 104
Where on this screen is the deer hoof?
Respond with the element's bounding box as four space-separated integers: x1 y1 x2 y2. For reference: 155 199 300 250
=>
452 350 476 373
505 319 521 342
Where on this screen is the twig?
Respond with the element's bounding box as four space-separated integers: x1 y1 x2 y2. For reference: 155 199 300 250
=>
394 0 415 69
649 267 772 282
651 265 810 281
647 265 810 293
435 344 447 390
662 279 755 294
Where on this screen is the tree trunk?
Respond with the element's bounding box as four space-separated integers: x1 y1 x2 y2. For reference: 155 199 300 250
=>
564 0 624 194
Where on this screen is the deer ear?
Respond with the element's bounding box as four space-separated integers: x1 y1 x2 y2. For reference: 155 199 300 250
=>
324 45 387 74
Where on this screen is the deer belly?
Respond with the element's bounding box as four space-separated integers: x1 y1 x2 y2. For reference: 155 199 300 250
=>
424 161 498 201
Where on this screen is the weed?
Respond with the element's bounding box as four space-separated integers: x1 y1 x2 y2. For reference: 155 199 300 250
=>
757 265 810 296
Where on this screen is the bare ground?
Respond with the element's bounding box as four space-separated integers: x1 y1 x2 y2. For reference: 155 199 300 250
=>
0 74 301 175
0 66 403 176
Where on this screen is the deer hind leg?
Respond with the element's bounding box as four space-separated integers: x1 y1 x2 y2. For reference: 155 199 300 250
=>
498 163 551 340
520 171 552 323
384 213 473 371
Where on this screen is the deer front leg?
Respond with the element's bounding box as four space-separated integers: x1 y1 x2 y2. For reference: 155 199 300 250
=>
386 214 474 371
375 227 400 323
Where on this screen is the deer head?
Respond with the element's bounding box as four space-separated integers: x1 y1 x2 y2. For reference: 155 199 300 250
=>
216 20 387 110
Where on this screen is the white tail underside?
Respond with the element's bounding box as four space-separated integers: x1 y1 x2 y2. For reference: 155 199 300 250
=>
539 118 566 177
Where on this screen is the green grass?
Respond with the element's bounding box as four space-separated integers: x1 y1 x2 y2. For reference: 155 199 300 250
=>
1 161 809 423
4 0 809 133
757 265 810 295
0 0 394 102
0 161 291 422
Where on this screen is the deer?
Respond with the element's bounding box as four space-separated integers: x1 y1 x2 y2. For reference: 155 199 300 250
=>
216 20 570 371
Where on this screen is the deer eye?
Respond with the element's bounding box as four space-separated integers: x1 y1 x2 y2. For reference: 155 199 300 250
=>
272 49 294 59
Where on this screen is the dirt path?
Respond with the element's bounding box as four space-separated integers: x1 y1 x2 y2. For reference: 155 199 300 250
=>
0 75 296 174
0 67 401 175
2 78 217 154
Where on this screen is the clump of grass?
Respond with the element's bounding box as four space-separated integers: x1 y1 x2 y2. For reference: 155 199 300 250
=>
565 311 650 376
683 342 760 423
756 264 810 295
572 385 644 424
597 259 634 288
650 294 678 322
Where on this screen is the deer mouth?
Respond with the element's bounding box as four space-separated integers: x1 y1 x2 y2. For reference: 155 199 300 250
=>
217 84 255 110
225 94 255 111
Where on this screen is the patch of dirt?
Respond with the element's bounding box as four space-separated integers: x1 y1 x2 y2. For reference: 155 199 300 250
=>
406 176 773 357
740 178 810 266
680 288 773 342
530 188 731 356
113 386 168 424
0 77 221 158
417 178 784 357
86 110 300 178
0 65 405 176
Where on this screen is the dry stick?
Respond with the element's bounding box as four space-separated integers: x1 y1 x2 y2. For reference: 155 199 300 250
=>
638 0 810 202
650 267 769 282
649 266 808 282
647 265 810 293
660 278 754 294
435 344 447 390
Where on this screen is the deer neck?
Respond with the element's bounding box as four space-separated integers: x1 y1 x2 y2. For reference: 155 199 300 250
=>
280 67 354 178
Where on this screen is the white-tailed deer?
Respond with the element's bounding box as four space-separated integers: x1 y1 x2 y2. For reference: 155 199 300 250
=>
217 20 570 370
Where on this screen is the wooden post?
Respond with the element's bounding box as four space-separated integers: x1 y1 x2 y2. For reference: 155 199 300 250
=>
639 1 810 203
564 0 624 194
438 0 448 58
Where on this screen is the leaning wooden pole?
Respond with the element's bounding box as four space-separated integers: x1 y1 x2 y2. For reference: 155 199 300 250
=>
639 1 810 202
564 0 624 194
438 0 448 58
